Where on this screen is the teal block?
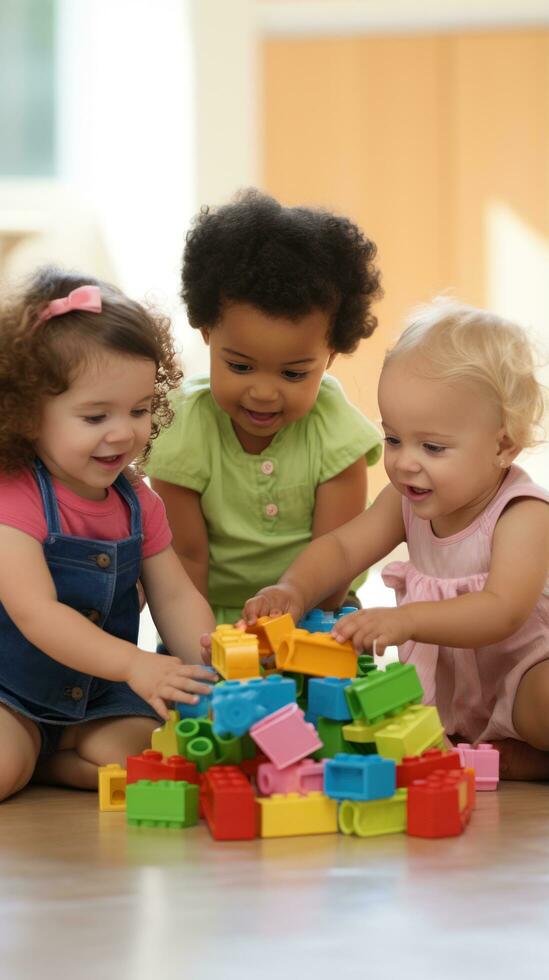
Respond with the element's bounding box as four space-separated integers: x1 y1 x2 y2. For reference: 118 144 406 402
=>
344 663 423 724
127 780 199 828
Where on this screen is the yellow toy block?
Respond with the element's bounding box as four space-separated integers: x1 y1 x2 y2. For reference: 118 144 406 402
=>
211 626 261 680
151 709 181 757
374 705 445 763
275 629 356 679
342 717 393 743
258 791 338 837
247 614 295 657
98 764 127 812
338 789 408 837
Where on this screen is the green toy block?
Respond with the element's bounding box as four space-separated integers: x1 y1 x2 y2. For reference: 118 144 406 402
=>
344 663 423 724
338 789 408 837
357 653 378 677
176 716 243 767
186 736 217 772
374 705 445 762
314 717 360 759
342 717 392 744
241 733 257 760
127 779 199 828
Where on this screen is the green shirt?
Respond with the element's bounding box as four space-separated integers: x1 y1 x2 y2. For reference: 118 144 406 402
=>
146 374 382 623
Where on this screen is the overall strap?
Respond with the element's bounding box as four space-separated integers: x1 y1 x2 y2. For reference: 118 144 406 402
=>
112 472 143 538
33 458 62 534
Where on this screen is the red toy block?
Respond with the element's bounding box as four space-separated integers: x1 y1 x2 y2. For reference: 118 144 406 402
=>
239 753 269 786
126 749 199 786
202 766 258 840
407 768 472 838
396 748 462 788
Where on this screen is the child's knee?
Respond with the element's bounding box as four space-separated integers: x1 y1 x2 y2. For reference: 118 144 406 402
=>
76 715 157 767
0 707 40 801
513 661 549 748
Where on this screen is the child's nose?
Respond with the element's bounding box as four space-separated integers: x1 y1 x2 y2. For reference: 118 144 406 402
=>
249 381 278 403
397 449 422 473
105 421 134 444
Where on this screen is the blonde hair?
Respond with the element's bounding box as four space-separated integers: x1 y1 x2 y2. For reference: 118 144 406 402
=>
384 298 546 450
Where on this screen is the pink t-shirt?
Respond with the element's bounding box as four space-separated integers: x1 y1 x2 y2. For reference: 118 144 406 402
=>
0 469 172 559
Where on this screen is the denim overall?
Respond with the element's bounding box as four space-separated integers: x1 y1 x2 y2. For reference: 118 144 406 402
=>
0 460 158 756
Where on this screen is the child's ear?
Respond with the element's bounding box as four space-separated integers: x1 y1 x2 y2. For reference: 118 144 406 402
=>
200 327 211 345
496 429 520 469
326 351 337 369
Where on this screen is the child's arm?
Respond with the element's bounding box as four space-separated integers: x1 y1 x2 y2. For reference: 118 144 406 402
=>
0 526 214 720
243 483 406 624
151 479 209 597
140 544 216 662
311 457 367 609
332 498 549 653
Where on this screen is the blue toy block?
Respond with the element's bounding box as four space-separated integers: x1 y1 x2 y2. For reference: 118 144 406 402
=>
212 675 297 738
298 607 358 633
324 753 396 801
308 678 352 722
175 667 216 719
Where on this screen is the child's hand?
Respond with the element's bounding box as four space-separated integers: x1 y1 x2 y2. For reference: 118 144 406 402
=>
242 584 304 626
331 606 412 656
127 650 215 720
200 632 213 664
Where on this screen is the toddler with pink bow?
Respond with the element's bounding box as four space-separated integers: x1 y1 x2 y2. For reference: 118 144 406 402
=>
243 300 549 780
0 267 215 802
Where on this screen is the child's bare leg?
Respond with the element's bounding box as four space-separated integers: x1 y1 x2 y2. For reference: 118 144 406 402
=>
492 660 549 781
34 715 157 790
0 704 41 802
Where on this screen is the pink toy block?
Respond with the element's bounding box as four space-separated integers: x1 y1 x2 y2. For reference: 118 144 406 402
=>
250 703 322 770
257 759 325 796
456 742 499 791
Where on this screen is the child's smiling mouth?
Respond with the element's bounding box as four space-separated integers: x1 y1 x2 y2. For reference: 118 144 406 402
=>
241 407 282 427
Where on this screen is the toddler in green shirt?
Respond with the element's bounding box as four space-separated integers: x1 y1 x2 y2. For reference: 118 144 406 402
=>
146 190 383 624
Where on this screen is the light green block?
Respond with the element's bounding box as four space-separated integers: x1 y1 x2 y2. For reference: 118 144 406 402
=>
374 705 445 763
338 789 408 837
127 779 199 828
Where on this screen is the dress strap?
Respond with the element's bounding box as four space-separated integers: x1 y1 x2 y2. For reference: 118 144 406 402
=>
32 459 62 534
481 467 549 535
112 472 143 539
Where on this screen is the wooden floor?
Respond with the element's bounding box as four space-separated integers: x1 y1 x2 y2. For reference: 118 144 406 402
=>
1 783 548 978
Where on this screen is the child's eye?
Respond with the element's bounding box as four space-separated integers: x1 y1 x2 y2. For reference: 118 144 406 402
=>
384 436 400 447
424 443 446 454
83 415 106 424
282 370 308 382
131 408 151 417
226 361 252 374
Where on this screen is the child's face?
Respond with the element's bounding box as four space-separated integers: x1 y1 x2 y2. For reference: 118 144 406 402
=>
202 302 335 453
378 354 515 535
35 351 156 500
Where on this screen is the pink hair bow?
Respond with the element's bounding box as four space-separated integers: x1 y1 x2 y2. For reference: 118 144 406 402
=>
38 285 102 323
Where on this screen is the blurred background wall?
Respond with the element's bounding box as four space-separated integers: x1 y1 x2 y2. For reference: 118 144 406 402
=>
1 0 548 491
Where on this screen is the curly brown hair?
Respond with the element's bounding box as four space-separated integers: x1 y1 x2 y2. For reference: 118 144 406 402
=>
182 189 383 353
0 266 182 475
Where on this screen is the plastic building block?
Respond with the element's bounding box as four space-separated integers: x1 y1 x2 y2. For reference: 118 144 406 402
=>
338 789 408 837
239 752 268 785
406 769 472 838
374 705 445 763
324 754 396 801
250 703 322 769
308 678 352 722
457 743 499 791
396 748 462 788
357 653 378 676
201 766 258 840
315 717 360 759
151 709 180 757
258 792 338 837
126 749 199 786
175 717 243 769
212 675 297 738
98 764 127 811
344 662 423 724
298 607 357 633
342 717 390 747
257 759 325 796
211 625 261 680
174 692 212 720
246 614 295 656
275 629 357 679
126 779 199 828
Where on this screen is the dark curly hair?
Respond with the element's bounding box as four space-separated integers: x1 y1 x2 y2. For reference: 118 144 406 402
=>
182 189 382 353
0 266 182 474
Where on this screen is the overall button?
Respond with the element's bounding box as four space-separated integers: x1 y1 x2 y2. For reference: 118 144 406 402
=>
94 553 111 569
64 686 84 701
261 460 274 475
265 503 278 518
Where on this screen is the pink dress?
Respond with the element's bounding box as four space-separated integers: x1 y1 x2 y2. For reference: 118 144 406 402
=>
382 465 549 742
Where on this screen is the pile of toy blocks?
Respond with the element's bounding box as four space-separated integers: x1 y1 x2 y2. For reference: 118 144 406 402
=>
98 611 499 840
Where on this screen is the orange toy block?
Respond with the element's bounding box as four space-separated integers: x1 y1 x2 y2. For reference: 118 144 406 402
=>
211 625 261 680
275 629 357 679
246 614 295 657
